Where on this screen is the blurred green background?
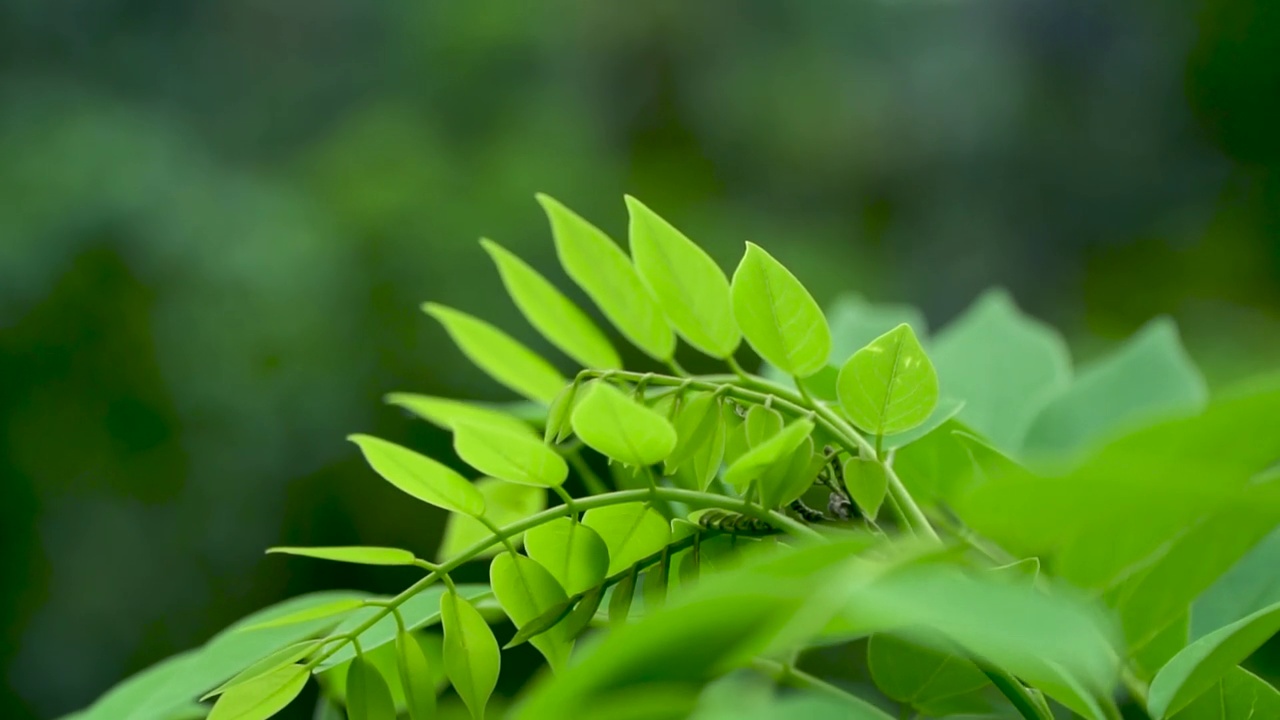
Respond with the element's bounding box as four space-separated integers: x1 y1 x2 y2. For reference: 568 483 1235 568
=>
2 1 1279 717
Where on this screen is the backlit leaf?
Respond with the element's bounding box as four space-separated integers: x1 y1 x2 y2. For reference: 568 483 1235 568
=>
843 458 886 521
490 552 574 670
826 294 930 364
759 436 823 509
571 383 677 467
201 641 321 701
723 419 815 493
481 238 621 370
665 392 722 474
207 666 309 720
583 503 672 575
881 396 965 450
525 517 610 596
452 421 568 488
438 478 545 561
237 599 364 632
348 434 485 517
441 591 500 720
837 324 938 437
266 547 416 567
423 302 566 404
730 242 831 378
537 194 674 361
743 405 783 448
396 628 436 720
1193 526 1280 640
1171 666 1280 719
384 393 534 437
626 195 739 358
346 656 396 720
319 585 491 671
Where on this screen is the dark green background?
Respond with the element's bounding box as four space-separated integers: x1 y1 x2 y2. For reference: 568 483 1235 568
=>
2 1 1278 717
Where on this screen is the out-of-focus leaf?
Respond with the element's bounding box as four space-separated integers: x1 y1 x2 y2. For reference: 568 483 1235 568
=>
524 517 610 596
207 666 309 720
441 591 500 720
345 656 395 720
481 238 621 370
348 434 485 517
318 585 490 671
723 419 814 493
538 194 674 361
844 458 886 521
395 627 436 720
867 633 990 716
1170 666 1280 719
609 567 638 624
423 302 566 404
837 324 938 437
437 478 545 561
265 547 416 567
730 242 831 378
882 397 965 450
583 502 672 575
826 294 930 365
890 421 978 508
237 599 364 632
571 383 677 466
385 393 534 437
490 552 574 670
452 421 568 487
1192 526 1280 641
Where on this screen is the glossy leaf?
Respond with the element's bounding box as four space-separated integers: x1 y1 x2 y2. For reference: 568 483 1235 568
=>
423 302 566 404
730 242 831 378
207 666 309 720
665 392 722 474
396 628 436 720
1023 317 1207 457
1171 666 1280 719
385 392 534 437
743 405 783 448
490 552 574 669
237 599 364 632
583 503 672 575
346 656 396 720
348 434 485 517
722 419 815 492
481 238 621 369
438 478 545 561
266 546 416 567
626 195 739 357
837 324 939 437
441 591 500 720
843 458 886 520
319 584 491 671
868 633 989 716
930 289 1071 452
537 194 674 361
571 382 677 466
524 517 610 596
452 421 568 487
1148 601 1280 719
1193 526 1280 640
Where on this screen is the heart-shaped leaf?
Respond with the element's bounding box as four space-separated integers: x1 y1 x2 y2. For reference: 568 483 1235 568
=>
837 324 939 438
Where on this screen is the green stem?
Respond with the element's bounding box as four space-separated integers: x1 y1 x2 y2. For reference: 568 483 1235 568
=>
751 658 893 718
980 666 1054 720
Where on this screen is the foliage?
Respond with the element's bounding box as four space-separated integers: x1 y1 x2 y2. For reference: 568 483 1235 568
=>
66 197 1279 720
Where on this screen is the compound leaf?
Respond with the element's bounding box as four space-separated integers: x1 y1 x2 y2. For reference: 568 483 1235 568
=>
423 302 566 404
318 585 491 672
438 478 545 561
837 324 939 437
348 434 485 517
730 242 831 378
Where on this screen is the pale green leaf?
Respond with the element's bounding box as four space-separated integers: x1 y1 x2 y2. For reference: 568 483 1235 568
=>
452 421 568 488
544 381 580 444
318 585 491 671
664 392 721 475
346 656 396 720
423 302 566 404
266 547 416 567
758 436 822 511
315 634 447 709
384 392 534 437
524 517 610 596
1193 526 1280 640
395 628 436 720
882 397 965 450
583 502 672 575
890 420 978 508
490 552 574 670
723 419 815 493
626 195 739 357
743 405 783 448
441 591 500 720
930 289 1071 452
843 458 886 521
348 434 485 517
730 242 831 378
570 382 677 466
1023 317 1207 457
438 478 545 561
868 633 989 717
201 641 321 701
207 666 308 720
237 599 364 632
1148 601 1280 719
537 194 674 361
837 323 938 437
1171 666 1280 719
481 238 621 369
826 294 930 364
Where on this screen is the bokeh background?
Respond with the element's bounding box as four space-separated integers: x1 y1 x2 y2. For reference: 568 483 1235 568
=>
3 0 1280 717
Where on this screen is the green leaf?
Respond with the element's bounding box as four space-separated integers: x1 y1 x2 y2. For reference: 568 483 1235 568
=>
544 382 580 444
625 195 739 357
438 478 545 562
441 591 500 720
881 396 965 450
423 302 566 404
743 405 783 448
537 194 674 361
826 294 930 364
1023 317 1207 457
609 567 638 624
201 641 321 701
1171 666 1280 719
490 552 574 670
930 289 1071 452
208 666 309 720
395 627 436 720
890 420 978 508
722 419 815 493
837 324 939 437
664 393 722 474
676 404 728 491
642 556 670 611
524 517 610 596
480 238 621 370
730 242 831 378
318 584 491 671
266 546 416 567
843 458 886 520
868 633 990 717
570 382 678 467
722 403 749 466
990 557 1041 585
237 599 364 632
348 434 485 517
1148 601 1280 719
384 393 534 437
1193 526 1280 640
583 502 672 575
452 421 568 488
346 656 396 720
759 436 823 509
562 584 607 638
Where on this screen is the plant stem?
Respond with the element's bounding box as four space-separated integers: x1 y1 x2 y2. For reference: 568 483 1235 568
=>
750 658 894 718
980 666 1054 720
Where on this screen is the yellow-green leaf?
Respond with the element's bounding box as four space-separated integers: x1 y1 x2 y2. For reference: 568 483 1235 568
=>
583 502 672 575
208 665 309 720
440 591 499 720
723 419 815 493
524 517 610 596
237 599 364 632
266 546 417 567
201 641 321 701
544 381 580 444
423 302 565 404
759 436 823 510
490 552 574 670
438 478 546 561
843 458 887 520
664 392 721 475
744 405 783 447
837 324 939 437
570 383 677 467
452 421 568 488
480 238 621 370
730 242 831 378
396 627 436 720
346 655 396 720
348 434 485 517
537 194 674 361
625 195 739 358
384 392 534 437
